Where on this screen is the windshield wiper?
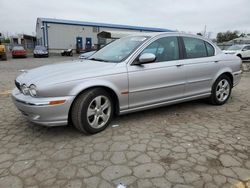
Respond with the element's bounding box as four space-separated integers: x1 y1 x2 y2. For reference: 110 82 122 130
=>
88 57 108 62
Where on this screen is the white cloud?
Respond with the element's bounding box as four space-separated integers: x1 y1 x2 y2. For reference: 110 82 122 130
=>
0 0 249 38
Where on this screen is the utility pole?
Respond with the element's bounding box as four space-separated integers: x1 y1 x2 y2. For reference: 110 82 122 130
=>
203 25 207 37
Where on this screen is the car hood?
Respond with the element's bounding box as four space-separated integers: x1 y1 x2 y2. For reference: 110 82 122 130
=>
16 60 117 86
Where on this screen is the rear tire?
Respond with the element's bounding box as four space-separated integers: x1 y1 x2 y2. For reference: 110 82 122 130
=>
208 75 232 105
71 88 114 134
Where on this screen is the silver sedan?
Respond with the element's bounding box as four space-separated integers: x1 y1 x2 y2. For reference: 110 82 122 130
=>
12 32 242 134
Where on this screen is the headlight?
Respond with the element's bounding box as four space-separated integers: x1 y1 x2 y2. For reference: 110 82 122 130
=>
21 84 29 95
29 84 37 97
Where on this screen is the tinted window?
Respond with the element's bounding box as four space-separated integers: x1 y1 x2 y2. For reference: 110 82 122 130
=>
183 37 207 58
243 46 250 50
205 42 215 56
141 36 179 62
35 46 46 50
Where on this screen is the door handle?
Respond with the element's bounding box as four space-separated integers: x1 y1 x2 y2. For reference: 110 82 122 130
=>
214 60 219 63
176 64 183 67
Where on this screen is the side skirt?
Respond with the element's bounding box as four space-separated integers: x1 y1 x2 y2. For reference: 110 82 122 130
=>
119 93 211 115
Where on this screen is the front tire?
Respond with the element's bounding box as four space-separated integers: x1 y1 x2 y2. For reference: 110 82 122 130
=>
71 88 114 134
208 75 232 105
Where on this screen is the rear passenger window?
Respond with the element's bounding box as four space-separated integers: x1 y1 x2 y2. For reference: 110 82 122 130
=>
183 37 207 58
205 42 215 56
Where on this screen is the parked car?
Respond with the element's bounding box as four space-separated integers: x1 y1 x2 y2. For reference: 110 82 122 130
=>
79 51 96 59
223 44 250 59
12 46 27 58
61 49 73 56
12 33 242 134
33 45 49 58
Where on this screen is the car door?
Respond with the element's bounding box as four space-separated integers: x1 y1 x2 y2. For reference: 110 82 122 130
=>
127 36 186 109
181 36 220 97
241 45 250 58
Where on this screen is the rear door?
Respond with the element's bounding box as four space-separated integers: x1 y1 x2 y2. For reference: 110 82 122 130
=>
127 36 186 109
181 36 220 97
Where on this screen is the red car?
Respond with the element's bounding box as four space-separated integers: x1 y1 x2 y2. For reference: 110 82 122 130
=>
12 46 27 58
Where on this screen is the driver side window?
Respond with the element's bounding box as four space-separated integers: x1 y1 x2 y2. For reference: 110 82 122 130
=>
141 36 180 63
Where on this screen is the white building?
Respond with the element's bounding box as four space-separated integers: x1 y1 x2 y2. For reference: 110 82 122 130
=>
36 18 171 53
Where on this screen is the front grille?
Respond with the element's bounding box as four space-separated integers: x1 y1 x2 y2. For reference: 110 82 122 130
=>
15 80 21 91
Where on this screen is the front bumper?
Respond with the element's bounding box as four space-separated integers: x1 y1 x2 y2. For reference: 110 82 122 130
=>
12 88 75 126
34 53 49 57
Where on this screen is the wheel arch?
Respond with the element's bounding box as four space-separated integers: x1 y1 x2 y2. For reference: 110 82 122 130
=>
222 72 233 86
68 85 120 125
236 53 242 59
213 70 234 88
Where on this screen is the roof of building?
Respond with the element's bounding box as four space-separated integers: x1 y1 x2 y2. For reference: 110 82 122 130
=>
38 18 172 32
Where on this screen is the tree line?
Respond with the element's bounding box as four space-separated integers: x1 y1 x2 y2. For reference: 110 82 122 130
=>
216 31 248 43
197 31 247 43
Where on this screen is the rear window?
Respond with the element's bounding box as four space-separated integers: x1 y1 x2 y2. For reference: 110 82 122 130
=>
183 37 207 59
205 42 215 56
35 46 46 50
13 46 24 50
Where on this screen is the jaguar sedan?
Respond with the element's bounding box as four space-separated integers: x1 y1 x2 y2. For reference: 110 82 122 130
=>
12 33 242 134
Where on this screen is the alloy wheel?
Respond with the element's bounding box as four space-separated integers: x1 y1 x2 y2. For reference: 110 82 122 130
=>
216 79 230 102
86 95 111 129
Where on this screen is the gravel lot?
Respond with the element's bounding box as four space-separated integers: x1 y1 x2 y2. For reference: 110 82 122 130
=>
0 56 249 188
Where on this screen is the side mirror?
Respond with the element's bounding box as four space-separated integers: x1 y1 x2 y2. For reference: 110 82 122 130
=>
242 48 247 51
135 53 156 65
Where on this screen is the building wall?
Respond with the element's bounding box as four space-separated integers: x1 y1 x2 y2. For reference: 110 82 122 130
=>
36 19 44 46
46 24 146 52
37 20 159 53
47 23 99 52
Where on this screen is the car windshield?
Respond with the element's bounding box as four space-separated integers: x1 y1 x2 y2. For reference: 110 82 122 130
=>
35 46 46 50
88 36 148 62
13 46 24 50
227 45 244 50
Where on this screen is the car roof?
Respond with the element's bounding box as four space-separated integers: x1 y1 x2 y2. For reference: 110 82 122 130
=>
127 32 214 44
128 32 210 39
